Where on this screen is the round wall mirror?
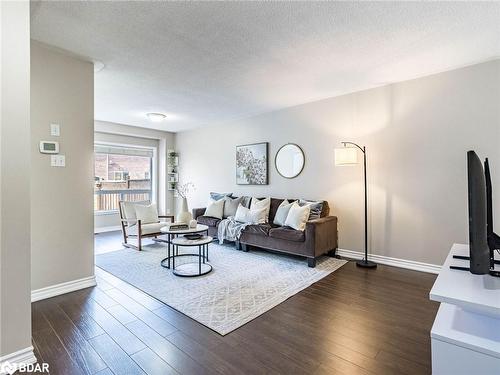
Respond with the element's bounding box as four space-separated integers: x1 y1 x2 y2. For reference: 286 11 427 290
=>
275 143 305 178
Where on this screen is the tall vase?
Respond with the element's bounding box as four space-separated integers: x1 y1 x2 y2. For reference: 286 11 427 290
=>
176 197 192 224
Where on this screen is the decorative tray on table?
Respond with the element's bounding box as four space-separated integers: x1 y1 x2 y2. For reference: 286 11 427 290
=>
184 233 203 240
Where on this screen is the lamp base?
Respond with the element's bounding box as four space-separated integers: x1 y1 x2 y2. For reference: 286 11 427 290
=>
356 259 377 268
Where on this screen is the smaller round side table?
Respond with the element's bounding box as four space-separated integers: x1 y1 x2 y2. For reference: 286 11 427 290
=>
159 224 209 269
170 236 213 277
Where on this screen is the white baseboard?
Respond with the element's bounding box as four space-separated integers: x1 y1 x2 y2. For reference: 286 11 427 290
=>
337 248 441 274
0 346 36 375
31 275 97 302
94 225 121 234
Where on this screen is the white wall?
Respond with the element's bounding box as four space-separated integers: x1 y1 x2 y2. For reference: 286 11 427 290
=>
94 132 159 231
0 0 32 359
31 42 94 291
177 60 500 266
94 121 176 219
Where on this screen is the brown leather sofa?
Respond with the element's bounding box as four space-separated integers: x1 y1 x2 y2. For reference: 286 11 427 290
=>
192 198 338 267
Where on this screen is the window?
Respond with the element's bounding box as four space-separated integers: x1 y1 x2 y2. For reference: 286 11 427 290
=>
110 171 129 181
94 145 154 213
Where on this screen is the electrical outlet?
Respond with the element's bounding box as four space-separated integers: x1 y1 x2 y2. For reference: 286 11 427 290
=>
50 155 65 167
50 123 60 136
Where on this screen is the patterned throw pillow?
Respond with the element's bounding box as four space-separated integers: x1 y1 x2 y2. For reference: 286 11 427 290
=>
234 204 266 224
298 199 323 220
250 197 271 222
248 206 267 224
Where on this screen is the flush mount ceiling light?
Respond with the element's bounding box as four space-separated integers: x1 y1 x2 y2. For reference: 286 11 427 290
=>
146 113 166 122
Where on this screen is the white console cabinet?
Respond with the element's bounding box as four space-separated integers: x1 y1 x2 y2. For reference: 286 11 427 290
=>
429 244 500 374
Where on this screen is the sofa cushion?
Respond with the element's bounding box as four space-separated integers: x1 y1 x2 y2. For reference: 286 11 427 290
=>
243 223 272 237
269 227 306 242
197 215 221 228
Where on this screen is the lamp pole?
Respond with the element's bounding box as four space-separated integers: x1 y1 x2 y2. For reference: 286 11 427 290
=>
341 142 377 268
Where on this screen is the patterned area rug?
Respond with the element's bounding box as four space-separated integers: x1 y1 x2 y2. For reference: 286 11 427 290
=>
95 242 346 335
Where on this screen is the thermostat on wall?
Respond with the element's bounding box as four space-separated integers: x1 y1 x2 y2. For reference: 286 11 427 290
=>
39 141 59 154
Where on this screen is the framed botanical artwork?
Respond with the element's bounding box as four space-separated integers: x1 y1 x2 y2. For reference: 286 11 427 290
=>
236 142 268 185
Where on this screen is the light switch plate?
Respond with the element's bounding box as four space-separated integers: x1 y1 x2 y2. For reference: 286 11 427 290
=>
50 155 65 167
50 123 60 136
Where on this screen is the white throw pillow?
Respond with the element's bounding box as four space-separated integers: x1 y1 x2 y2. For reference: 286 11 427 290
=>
248 206 267 224
205 199 224 219
234 204 250 223
284 202 311 231
121 200 149 220
250 197 271 222
273 200 296 226
134 203 159 224
234 204 266 224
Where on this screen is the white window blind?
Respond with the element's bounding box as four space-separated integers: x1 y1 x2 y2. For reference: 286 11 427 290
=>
94 144 154 158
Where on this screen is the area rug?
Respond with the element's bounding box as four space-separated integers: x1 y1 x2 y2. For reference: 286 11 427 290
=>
95 242 346 335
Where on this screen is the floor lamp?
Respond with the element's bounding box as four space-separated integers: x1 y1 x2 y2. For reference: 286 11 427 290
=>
334 142 377 268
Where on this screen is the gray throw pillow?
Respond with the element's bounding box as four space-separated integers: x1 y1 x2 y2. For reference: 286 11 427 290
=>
299 199 323 220
210 192 233 201
223 196 244 218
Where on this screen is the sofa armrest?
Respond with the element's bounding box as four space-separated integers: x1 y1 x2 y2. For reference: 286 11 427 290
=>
305 216 338 257
192 207 206 220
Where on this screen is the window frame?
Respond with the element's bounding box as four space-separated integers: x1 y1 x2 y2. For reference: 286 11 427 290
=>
94 141 157 216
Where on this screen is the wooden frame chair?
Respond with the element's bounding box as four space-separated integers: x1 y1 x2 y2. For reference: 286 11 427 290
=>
119 200 174 251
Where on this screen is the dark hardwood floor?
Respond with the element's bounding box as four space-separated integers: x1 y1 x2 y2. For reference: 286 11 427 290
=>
31 260 438 374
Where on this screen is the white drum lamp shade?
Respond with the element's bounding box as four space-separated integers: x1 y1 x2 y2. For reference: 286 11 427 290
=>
334 147 359 166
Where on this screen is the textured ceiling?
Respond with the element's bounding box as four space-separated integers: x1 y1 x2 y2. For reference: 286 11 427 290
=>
30 1 500 132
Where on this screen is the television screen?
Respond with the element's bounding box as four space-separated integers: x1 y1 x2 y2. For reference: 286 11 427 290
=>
467 150 490 274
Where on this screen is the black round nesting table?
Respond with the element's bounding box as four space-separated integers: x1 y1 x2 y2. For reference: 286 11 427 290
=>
159 224 209 270
169 236 213 277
